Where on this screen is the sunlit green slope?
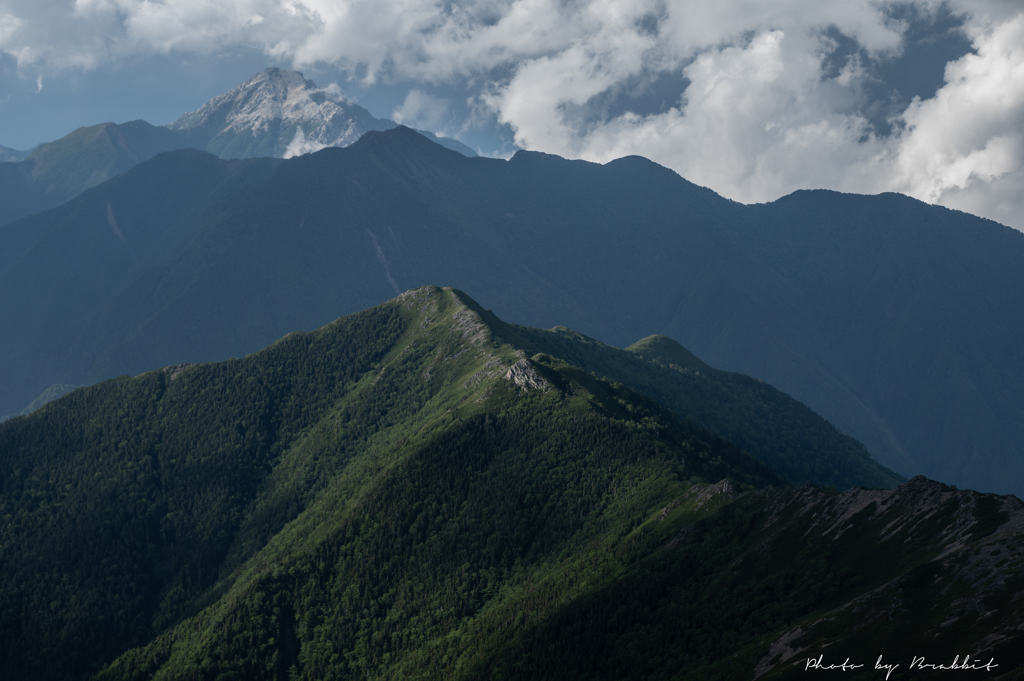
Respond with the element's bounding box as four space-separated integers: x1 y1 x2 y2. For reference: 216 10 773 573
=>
1 287 1019 681
0 287 777 679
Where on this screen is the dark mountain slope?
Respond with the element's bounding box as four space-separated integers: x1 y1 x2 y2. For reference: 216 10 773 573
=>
0 120 202 226
0 149 281 364
1 127 1021 495
8 128 759 398
0 71 473 232
451 476 1024 681
735 191 1024 495
100 474 1023 680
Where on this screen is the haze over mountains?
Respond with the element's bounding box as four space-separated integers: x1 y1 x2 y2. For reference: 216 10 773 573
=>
0 144 29 163
0 120 200 226
0 68 475 227
2 121 1022 497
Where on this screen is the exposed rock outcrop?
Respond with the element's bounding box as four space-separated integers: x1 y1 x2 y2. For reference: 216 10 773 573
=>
505 359 549 391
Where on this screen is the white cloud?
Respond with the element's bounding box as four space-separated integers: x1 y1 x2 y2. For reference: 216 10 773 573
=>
320 82 348 102
501 27 889 202
481 3 1024 227
392 89 450 131
887 14 1024 226
0 13 23 46
283 126 326 158
1 0 1023 228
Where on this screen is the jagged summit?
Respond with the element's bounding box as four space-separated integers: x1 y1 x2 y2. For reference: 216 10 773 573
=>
168 68 476 160
168 67 388 159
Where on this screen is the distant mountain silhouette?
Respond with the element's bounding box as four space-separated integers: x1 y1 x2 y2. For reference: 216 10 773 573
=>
0 120 200 226
0 143 29 162
0 70 474 228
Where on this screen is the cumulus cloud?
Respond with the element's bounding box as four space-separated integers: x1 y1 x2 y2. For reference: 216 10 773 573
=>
283 126 327 158
480 2 1024 227
1 0 1023 228
0 12 21 43
888 14 1024 226
392 89 450 131
320 82 348 101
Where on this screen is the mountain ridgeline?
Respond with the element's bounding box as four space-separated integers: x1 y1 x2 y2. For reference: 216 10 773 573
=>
0 143 29 163
0 120 203 226
167 67 477 160
1 125 1021 495
0 288 1019 680
0 68 475 227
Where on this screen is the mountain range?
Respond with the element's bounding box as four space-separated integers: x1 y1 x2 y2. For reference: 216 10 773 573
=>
1 287 1019 680
3 68 1024 678
1 124 1021 496
0 68 474 228
0 143 29 163
0 120 201 226
167 68 475 160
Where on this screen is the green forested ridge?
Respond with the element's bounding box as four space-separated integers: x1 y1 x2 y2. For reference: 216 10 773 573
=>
1 287 1020 680
465 301 901 490
0 301 404 678
0 286 774 679
2 126 1020 495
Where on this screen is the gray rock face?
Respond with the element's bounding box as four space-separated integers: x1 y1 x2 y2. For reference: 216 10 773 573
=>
505 359 549 391
169 68 389 159
168 68 476 159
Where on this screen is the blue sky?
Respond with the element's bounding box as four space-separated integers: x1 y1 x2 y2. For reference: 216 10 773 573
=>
1 0 1022 229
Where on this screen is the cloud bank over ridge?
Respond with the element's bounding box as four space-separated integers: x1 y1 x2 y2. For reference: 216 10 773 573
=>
1 0 1022 228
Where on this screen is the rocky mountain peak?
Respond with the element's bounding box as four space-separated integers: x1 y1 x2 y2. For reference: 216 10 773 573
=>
216 68 321 132
167 68 476 159
168 67 388 159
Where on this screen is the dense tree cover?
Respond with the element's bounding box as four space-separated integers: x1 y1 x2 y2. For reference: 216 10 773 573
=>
470 303 901 490
438 480 1024 681
0 287 772 679
2 287 1019 680
97 385 774 681
0 303 404 679
94 412 1024 681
